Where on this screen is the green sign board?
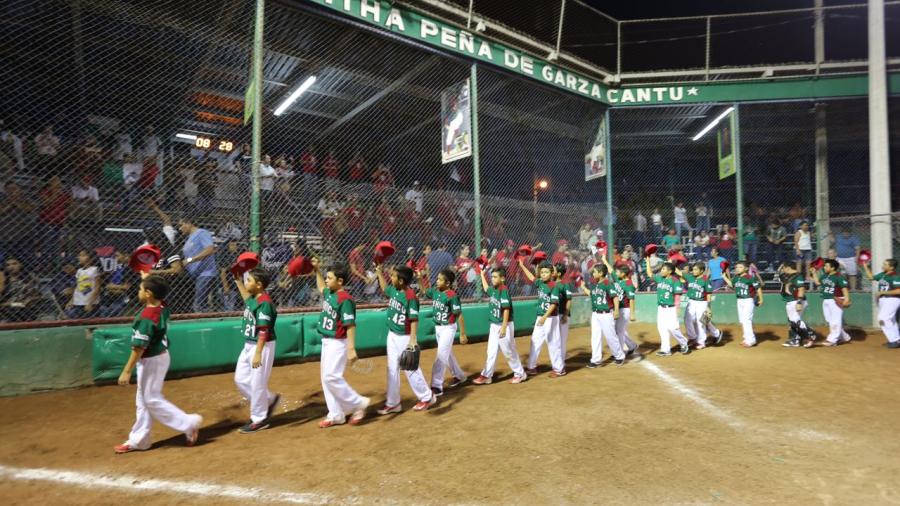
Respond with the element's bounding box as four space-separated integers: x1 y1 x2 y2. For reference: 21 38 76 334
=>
243 75 256 125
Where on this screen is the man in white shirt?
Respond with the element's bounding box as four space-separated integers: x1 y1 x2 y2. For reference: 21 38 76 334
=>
259 154 277 192
695 202 711 232
651 208 664 243
673 201 690 238
633 211 647 250
404 180 424 213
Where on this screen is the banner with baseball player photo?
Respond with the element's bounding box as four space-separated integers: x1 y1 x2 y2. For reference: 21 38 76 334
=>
718 110 736 180
441 79 472 164
584 112 609 181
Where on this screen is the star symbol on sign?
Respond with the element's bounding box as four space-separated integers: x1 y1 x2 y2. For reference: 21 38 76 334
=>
687 87 699 96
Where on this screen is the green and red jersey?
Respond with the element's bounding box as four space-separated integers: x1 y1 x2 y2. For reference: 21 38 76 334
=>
241 293 277 343
556 281 574 316
533 279 560 317
487 285 512 323
820 274 847 300
611 271 636 309
587 278 616 312
683 273 710 301
733 274 760 299
652 275 679 306
385 285 419 334
779 273 806 302
874 271 900 296
424 288 462 325
131 305 169 357
318 288 356 339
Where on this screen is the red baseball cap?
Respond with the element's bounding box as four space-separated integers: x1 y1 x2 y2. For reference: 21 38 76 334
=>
595 240 607 250
129 244 161 273
287 255 313 277
531 251 548 265
668 252 688 266
231 252 259 276
858 249 871 264
644 244 658 256
374 240 395 264
721 260 730 271
475 254 489 268
810 257 825 270
517 244 533 257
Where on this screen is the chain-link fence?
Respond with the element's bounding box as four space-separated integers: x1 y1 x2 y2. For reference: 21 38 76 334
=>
0 0 895 326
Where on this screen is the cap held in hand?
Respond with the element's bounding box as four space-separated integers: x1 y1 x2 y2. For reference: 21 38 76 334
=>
531 250 548 265
230 251 259 277
857 249 871 265
644 244 658 256
287 256 313 277
129 244 161 273
374 240 396 265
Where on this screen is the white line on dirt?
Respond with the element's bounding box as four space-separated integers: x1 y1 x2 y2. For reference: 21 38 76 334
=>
640 360 746 430
0 464 347 505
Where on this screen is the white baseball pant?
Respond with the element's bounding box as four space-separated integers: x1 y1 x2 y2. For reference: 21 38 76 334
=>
684 300 720 346
127 351 198 450
527 315 564 373
736 298 757 346
481 322 525 378
877 297 900 343
657 306 688 353
431 323 466 388
385 331 432 406
320 337 366 423
823 299 850 344
559 319 570 362
234 341 277 423
591 311 624 363
615 307 638 352
785 300 808 323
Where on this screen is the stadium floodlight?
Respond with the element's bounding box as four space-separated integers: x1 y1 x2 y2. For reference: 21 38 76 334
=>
175 133 197 141
691 106 735 142
273 76 317 116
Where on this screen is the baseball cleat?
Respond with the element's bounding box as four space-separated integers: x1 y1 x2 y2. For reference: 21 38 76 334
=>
696 343 706 350
472 375 493 385
782 339 800 347
822 340 840 347
266 393 281 419
525 367 538 376
714 331 724 345
548 370 567 378
113 443 145 454
629 352 645 362
655 350 672 357
448 376 467 388
625 346 637 357
185 414 203 447
376 404 402 415
614 359 625 366
740 342 755 348
431 387 444 397
884 341 900 349
349 397 370 425
239 421 270 434
680 343 691 355
509 374 527 384
586 361 601 369
318 418 346 428
413 395 437 411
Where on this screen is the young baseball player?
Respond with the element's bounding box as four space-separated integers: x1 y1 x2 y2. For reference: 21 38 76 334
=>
473 267 527 384
723 261 764 348
311 259 370 428
581 264 623 367
418 268 469 395
646 260 690 356
374 264 436 413
518 258 565 377
682 262 722 349
811 259 852 346
553 262 574 365
233 267 281 433
603 257 639 357
114 274 202 453
862 258 900 348
778 261 815 348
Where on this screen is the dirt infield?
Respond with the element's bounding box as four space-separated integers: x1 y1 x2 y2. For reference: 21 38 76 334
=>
2 323 899 505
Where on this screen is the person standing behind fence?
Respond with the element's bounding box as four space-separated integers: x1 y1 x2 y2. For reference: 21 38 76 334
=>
695 202 710 233
794 221 814 280
178 216 217 313
632 211 647 250
65 249 100 319
861 258 900 348
673 202 690 238
834 229 861 291
650 208 664 243
299 146 317 202
706 247 727 291
765 219 787 272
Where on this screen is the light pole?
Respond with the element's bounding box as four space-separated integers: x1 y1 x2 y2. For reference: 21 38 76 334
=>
532 179 549 238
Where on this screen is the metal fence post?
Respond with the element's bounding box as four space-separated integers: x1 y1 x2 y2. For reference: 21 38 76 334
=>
249 0 265 253
470 62 482 259
733 104 744 259
605 108 614 263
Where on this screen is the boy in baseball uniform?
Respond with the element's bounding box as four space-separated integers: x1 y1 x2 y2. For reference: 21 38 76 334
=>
862 258 900 348
581 264 623 367
311 259 370 428
473 267 527 384
374 264 436 414
234 267 281 433
777 261 815 348
603 258 640 357
682 262 722 349
811 259 852 346
418 268 469 395
646 260 690 356
553 263 574 366
115 274 202 453
724 261 764 348
518 259 565 377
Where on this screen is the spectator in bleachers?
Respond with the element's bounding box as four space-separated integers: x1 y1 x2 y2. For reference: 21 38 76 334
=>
428 242 454 287
114 130 133 161
707 247 728 291
216 238 240 312
661 228 680 253
454 244 476 299
400 199 420 251
693 230 711 260
347 241 370 297
317 190 344 248
0 257 40 322
376 195 398 245
834 228 861 290
578 223 593 251
259 154 276 195
34 125 61 173
404 180 425 214
650 208 664 242
673 201 690 237
97 249 136 318
38 176 71 267
632 211 647 250
322 150 339 181
765 219 787 272
145 228 190 314
121 152 143 210
178 216 217 313
299 146 317 201
341 193 366 256
0 181 37 265
0 121 26 172
65 249 100 319
347 152 366 184
788 202 808 232
744 225 759 264
140 126 161 159
552 239 569 265
718 224 737 263
371 163 394 195
794 220 814 279
695 202 711 233
195 159 218 217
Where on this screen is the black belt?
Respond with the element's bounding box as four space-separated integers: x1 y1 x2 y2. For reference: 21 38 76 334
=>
882 295 900 299
593 310 611 314
659 304 674 308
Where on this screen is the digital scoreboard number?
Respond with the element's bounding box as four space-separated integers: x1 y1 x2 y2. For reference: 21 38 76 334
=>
194 136 234 152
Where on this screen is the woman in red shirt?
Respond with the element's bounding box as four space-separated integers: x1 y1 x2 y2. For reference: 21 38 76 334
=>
454 244 476 300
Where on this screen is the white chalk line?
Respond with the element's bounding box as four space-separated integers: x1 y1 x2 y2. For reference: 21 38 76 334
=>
0 464 351 505
640 361 838 442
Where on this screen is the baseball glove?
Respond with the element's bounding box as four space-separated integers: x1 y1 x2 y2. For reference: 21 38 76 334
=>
398 345 421 371
701 309 712 325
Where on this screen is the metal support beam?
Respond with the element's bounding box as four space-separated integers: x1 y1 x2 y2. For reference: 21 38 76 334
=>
471 63 483 260
815 0 825 75
814 103 830 257
704 16 711 81
555 0 566 54
733 104 744 259
616 21 622 76
249 0 265 252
